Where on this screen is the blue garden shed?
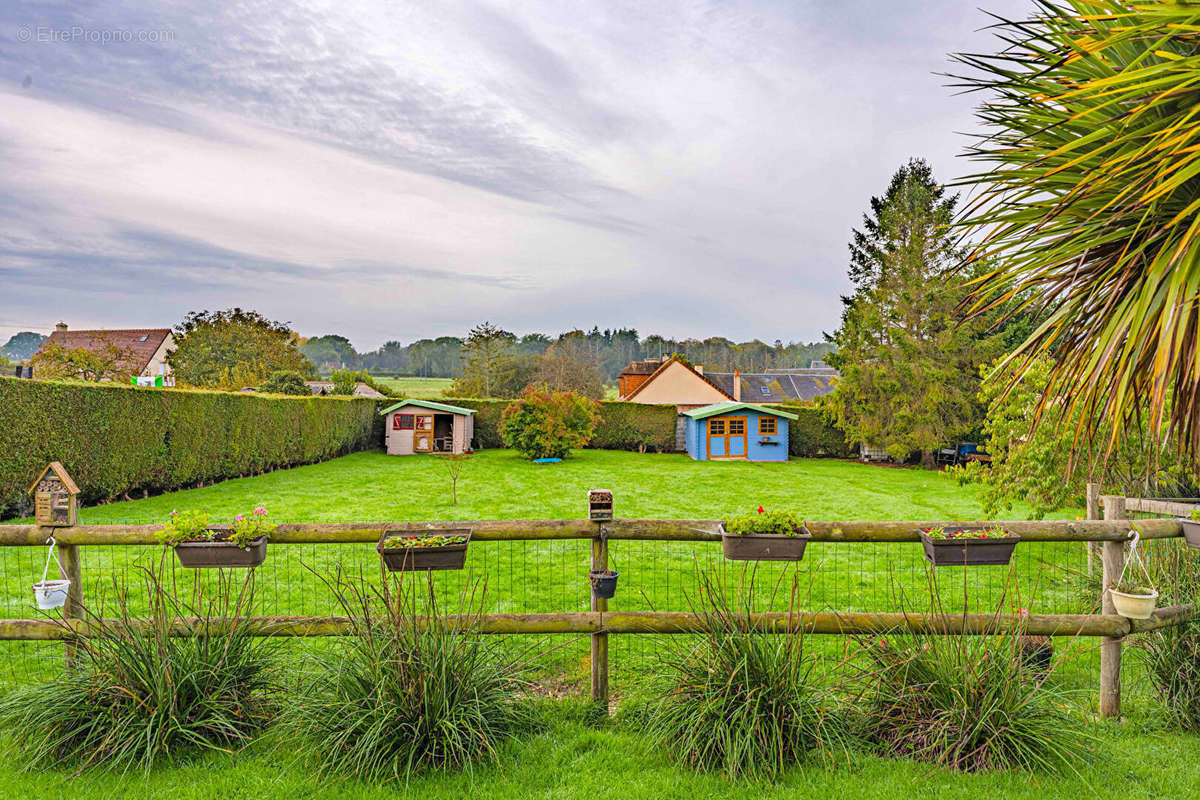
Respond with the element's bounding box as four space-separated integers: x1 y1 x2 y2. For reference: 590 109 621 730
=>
683 402 797 462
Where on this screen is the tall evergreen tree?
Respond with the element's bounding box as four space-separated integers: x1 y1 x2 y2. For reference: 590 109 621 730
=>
452 322 518 398
827 158 1001 465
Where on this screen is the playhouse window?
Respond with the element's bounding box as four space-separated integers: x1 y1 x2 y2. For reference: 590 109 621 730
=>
709 419 726 435
759 417 777 435
727 418 746 435
395 414 415 430
759 385 770 395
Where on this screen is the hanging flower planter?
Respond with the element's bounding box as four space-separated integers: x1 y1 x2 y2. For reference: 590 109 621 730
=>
31 536 70 611
1108 530 1159 620
919 526 1019 566
720 509 811 562
159 508 274 569
1178 511 1200 549
377 530 471 571
589 569 619 599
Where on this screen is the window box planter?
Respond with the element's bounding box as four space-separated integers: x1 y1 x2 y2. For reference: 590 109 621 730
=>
377 530 471 571
1109 586 1158 620
173 527 268 569
1178 517 1200 549
720 523 812 562
919 527 1019 566
589 569 619 599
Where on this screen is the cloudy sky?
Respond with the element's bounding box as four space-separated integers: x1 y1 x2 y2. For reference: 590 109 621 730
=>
0 0 1027 351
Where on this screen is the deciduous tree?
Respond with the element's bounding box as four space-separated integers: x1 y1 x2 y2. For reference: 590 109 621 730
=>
168 308 313 389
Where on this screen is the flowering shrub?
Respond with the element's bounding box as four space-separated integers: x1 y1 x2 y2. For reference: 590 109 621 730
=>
724 509 803 536
499 386 599 460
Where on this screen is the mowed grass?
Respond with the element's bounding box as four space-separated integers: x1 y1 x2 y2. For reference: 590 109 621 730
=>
372 376 454 398
5 450 1191 798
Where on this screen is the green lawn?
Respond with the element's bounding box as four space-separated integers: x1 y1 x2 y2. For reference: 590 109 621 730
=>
372 376 454 398
1 450 1191 798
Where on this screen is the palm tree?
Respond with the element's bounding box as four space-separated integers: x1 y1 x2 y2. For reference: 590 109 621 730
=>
955 1 1200 454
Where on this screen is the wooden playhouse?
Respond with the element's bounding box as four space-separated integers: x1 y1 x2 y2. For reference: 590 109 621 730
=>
380 399 476 455
683 402 796 461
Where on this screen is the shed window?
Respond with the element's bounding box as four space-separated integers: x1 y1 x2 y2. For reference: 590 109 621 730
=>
727 418 746 435
394 414 415 430
759 417 777 435
709 419 726 435
760 386 770 395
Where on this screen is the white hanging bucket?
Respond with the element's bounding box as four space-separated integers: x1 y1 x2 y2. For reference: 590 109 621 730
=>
31 536 70 611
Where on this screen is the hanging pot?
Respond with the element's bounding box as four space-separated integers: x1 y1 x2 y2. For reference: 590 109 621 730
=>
31 536 70 610
33 579 71 610
589 569 619 599
1178 517 1200 549
1109 587 1158 620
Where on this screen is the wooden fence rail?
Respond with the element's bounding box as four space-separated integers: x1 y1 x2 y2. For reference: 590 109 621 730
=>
1 506 1196 719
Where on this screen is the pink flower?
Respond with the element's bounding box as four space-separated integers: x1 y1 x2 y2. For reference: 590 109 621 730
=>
1018 608 1029 616
169 510 178 516
253 506 267 516
235 514 244 522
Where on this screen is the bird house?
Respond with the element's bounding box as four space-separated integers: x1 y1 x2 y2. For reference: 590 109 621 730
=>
588 489 613 522
29 462 80 527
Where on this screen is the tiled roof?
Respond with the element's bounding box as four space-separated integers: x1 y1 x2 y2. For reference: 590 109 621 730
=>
618 359 666 376
706 372 838 403
38 328 170 374
306 382 387 399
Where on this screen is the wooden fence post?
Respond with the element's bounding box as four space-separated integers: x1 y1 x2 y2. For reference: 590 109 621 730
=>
590 526 609 707
56 541 83 667
1086 482 1102 577
1100 495 1127 719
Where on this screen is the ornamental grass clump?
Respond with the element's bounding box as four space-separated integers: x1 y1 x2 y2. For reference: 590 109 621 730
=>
647 570 850 781
285 570 534 782
1138 545 1200 731
853 589 1091 774
0 565 278 772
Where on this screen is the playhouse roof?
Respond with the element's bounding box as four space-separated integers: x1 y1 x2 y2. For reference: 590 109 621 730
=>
378 399 476 416
682 401 798 421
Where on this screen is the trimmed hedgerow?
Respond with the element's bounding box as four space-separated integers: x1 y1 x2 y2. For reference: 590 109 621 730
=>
447 398 678 453
0 377 378 517
769 404 853 458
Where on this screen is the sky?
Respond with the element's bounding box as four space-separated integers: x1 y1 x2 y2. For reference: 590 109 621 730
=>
0 0 1029 352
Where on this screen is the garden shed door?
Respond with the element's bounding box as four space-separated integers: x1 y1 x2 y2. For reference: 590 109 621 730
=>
707 416 747 459
413 415 434 453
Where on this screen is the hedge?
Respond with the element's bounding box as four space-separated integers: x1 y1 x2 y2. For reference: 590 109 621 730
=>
443 397 850 457
0 377 379 518
443 398 679 452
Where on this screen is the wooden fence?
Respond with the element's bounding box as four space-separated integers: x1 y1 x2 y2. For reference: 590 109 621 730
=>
0 502 1196 718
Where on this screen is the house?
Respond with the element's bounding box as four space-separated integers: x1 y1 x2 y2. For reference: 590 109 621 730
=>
305 381 387 399
683 402 797 461
617 355 837 411
380 399 476 455
34 322 174 381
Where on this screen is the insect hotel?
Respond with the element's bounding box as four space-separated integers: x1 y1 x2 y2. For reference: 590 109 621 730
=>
29 462 80 527
380 399 477 455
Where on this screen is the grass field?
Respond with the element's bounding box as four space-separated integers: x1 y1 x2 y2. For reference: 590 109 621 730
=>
2 450 1195 797
371 376 454 398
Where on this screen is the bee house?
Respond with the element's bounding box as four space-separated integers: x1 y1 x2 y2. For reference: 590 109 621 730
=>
588 489 614 522
29 462 80 527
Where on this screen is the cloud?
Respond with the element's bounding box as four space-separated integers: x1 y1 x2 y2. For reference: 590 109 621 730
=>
0 0 1032 349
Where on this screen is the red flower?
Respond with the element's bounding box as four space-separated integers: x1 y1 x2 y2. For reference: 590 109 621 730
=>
757 505 765 514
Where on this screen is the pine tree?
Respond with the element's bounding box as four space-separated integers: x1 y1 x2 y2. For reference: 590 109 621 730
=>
827 159 1001 465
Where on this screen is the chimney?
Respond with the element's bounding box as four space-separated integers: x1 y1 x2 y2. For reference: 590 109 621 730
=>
733 370 741 401
55 321 67 332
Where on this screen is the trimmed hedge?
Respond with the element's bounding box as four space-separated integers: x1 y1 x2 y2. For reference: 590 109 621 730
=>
0 377 379 517
447 397 849 457
772 405 854 458
445 398 678 453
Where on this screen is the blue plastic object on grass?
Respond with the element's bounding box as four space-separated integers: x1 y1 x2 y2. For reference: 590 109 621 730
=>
532 458 562 464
